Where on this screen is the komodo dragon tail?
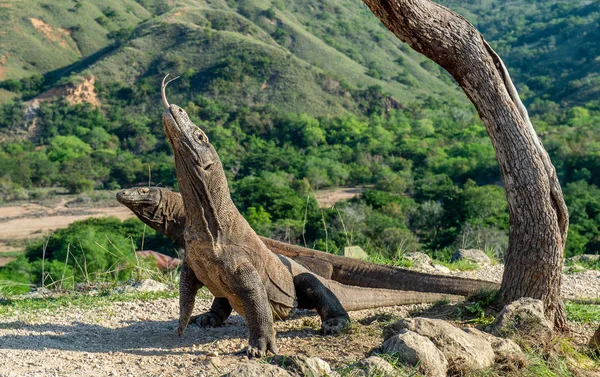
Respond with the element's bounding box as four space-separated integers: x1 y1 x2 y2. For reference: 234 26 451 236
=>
263 238 499 297
329 281 463 311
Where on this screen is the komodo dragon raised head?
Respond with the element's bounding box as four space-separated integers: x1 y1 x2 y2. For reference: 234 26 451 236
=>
160 75 465 357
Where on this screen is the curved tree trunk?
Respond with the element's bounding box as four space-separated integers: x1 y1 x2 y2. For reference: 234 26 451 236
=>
360 0 569 329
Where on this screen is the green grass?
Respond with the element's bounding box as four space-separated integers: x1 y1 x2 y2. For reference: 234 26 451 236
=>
437 259 479 271
0 0 468 114
0 0 152 81
0 289 178 316
565 301 600 323
366 253 414 269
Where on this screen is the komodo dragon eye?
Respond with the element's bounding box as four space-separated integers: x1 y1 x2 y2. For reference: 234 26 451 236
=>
203 162 215 171
195 130 206 143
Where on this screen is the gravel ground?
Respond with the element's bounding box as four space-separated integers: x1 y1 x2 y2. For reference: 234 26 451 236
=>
0 266 598 377
444 264 600 301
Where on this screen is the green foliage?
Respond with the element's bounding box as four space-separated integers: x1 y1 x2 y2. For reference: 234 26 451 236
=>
1 0 600 292
22 217 178 284
0 290 180 314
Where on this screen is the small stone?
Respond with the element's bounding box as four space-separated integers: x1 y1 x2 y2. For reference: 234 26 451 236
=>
433 264 451 274
486 298 553 343
382 329 447 377
403 252 434 270
207 351 219 357
269 355 335 377
344 246 369 260
463 328 524 359
452 249 491 266
350 356 396 377
221 363 292 377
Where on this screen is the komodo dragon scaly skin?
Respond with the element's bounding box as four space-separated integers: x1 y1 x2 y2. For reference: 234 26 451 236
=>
160 76 463 357
116 186 500 297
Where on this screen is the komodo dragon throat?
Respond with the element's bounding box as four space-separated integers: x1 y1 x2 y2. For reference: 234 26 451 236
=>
161 75 463 357
116 187 500 297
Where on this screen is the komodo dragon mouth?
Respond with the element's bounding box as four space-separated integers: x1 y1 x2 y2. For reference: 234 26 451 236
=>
116 187 160 206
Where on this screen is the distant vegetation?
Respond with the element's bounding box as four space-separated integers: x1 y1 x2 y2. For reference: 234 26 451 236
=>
1 0 600 290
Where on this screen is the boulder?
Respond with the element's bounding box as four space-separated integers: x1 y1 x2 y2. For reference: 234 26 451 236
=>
382 329 448 377
344 246 369 260
463 328 523 359
270 355 335 377
385 317 495 372
580 254 600 264
486 298 553 342
111 279 169 294
590 325 600 352
433 264 451 274
350 356 397 377
221 363 292 377
403 252 434 270
452 249 491 266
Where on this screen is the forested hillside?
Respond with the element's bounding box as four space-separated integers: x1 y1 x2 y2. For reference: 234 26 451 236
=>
1 0 600 288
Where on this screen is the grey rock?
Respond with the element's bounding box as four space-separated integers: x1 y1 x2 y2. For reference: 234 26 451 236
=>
221 363 292 377
433 264 451 274
112 279 169 294
382 329 448 377
403 252 434 269
385 317 495 372
580 254 600 263
25 286 52 298
486 298 553 342
270 355 336 377
351 356 397 377
344 246 369 260
463 327 523 359
452 249 491 266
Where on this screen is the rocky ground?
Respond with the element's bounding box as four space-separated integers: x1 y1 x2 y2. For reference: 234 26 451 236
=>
0 265 598 377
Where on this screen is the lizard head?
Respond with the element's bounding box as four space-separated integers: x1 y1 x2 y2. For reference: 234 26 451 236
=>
116 186 162 213
161 74 222 186
160 74 230 240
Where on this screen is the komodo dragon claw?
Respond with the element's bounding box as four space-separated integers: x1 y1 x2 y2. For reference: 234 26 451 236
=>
321 315 351 335
194 312 223 328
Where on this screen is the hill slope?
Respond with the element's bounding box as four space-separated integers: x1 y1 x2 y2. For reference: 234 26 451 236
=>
0 0 465 113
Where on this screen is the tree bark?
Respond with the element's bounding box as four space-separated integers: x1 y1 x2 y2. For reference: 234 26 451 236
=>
360 0 569 329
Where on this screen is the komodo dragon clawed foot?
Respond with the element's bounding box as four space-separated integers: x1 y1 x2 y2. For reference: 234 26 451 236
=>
194 312 224 328
246 333 279 358
321 315 351 335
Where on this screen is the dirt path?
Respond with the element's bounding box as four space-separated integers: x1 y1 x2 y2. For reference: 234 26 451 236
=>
0 195 135 262
0 207 133 241
313 187 366 208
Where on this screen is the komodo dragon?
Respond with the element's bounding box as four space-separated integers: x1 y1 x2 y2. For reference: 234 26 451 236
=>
160 76 462 356
116 186 500 297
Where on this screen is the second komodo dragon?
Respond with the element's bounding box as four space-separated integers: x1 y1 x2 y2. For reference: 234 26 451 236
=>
160 76 464 357
116 186 500 298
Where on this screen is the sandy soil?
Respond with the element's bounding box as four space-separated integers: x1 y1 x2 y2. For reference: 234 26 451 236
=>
0 196 134 256
0 207 133 241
